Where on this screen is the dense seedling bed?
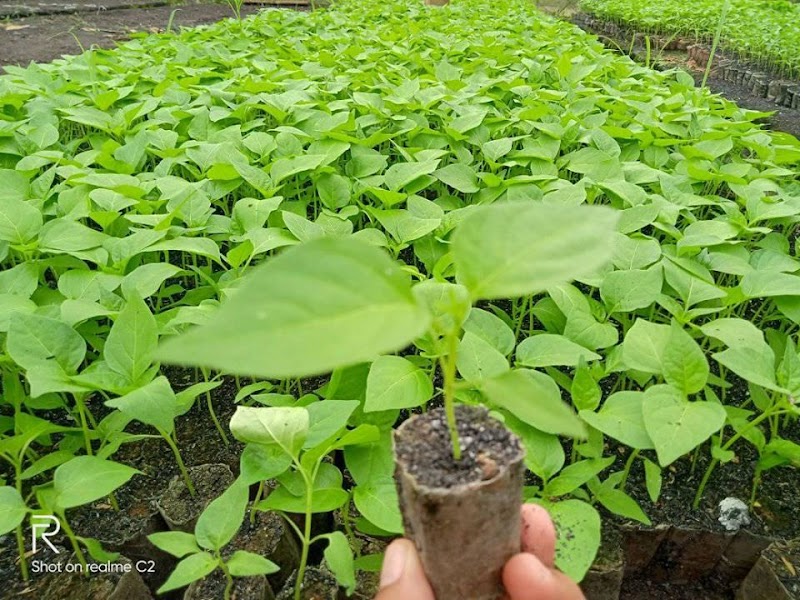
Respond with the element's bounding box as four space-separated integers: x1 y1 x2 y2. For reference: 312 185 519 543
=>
1 0 800 596
580 0 800 77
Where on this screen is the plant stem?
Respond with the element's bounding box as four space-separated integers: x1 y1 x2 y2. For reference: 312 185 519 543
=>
294 470 315 600
620 449 640 491
15 526 29 581
73 394 94 455
440 331 462 461
162 431 196 497
702 0 731 89
59 515 87 571
201 368 230 446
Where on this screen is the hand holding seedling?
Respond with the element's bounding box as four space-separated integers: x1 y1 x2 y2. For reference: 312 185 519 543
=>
375 504 585 600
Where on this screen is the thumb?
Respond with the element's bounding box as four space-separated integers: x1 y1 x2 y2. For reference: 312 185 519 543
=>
374 539 435 600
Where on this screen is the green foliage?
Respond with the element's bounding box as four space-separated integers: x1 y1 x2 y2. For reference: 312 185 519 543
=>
1 0 800 592
581 0 800 75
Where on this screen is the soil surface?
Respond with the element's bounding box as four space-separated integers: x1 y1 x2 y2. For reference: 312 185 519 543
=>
394 405 523 489
0 0 264 68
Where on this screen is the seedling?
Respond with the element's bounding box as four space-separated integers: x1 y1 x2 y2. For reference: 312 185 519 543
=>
149 478 279 599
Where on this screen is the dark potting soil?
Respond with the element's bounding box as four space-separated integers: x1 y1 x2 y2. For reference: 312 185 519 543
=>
394 405 523 489
186 572 269 600
158 463 234 528
620 576 733 600
763 538 800 598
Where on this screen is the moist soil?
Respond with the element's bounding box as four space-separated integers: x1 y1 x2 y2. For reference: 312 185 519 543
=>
0 0 264 69
394 405 523 489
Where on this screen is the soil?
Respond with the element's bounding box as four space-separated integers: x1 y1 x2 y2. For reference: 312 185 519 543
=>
186 573 271 600
157 463 235 531
0 0 264 69
394 405 523 489
275 567 339 600
763 539 800 598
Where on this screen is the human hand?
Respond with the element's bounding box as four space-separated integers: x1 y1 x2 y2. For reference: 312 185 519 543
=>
374 503 586 600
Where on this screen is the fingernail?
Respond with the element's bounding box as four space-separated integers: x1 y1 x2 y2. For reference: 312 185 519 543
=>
380 542 408 588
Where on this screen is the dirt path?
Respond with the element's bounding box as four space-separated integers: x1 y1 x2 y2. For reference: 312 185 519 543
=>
0 1 265 68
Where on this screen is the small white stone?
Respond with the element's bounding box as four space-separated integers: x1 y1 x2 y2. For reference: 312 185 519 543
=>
718 497 751 531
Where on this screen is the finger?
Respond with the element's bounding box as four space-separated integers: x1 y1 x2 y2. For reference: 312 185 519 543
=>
375 539 436 600
503 553 586 600
520 503 557 568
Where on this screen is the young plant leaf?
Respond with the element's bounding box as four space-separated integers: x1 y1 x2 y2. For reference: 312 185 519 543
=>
157 552 218 594
53 456 139 510
195 479 249 552
157 238 430 378
226 550 280 577
229 406 309 458
452 203 618 300
365 357 433 412
322 531 356 595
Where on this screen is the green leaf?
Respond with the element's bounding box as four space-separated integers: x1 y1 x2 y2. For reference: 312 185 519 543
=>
600 267 662 313
344 433 394 486
365 356 432 412
230 406 309 458
0 197 42 245
157 238 430 378
463 307 515 355
662 322 709 395
147 531 202 558
434 163 480 193
547 499 601 583
516 334 601 368
105 376 177 435
642 385 727 467
54 456 139 510
353 482 403 534
544 458 614 497
579 392 653 449
481 369 585 438
226 550 280 577
384 160 439 191
195 479 248 552
239 444 293 485
503 414 565 481
741 272 800 298
7 313 86 373
456 331 510 382
621 319 671 375
323 531 356 595
305 400 359 448
570 359 601 412
593 486 650 525
104 294 158 385
453 203 618 300
0 487 28 535
643 458 662 503
157 552 218 594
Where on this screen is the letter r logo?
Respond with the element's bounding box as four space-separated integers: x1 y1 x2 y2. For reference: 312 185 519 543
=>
31 515 61 554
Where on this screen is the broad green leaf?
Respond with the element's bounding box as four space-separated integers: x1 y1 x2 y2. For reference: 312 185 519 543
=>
741 272 800 298
344 433 394 486
157 552 218 594
365 356 432 412
544 458 615 497
463 307 515 356
642 385 726 467
456 331 510 381
516 334 601 368
147 531 202 558
105 376 178 435
230 406 309 458
453 204 618 300
353 482 403 534
600 267 662 313
621 319 671 375
579 392 653 449
503 413 565 481
323 531 356 595
384 160 439 191
0 198 41 245
54 456 139 510
547 499 601 582
570 359 601 411
662 323 709 395
157 238 430 378
305 400 359 448
481 369 585 438
104 294 158 385
7 313 86 373
226 551 280 577
195 479 249 552
643 459 662 503
593 486 650 525
239 444 293 485
0 487 28 535
434 163 480 193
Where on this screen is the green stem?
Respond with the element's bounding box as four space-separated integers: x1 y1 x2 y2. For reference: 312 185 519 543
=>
440 331 462 461
201 369 230 446
693 408 791 507
73 394 94 455
294 470 315 600
220 558 234 600
162 431 196 497
620 449 640 491
59 515 87 571
251 482 264 525
15 526 29 581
